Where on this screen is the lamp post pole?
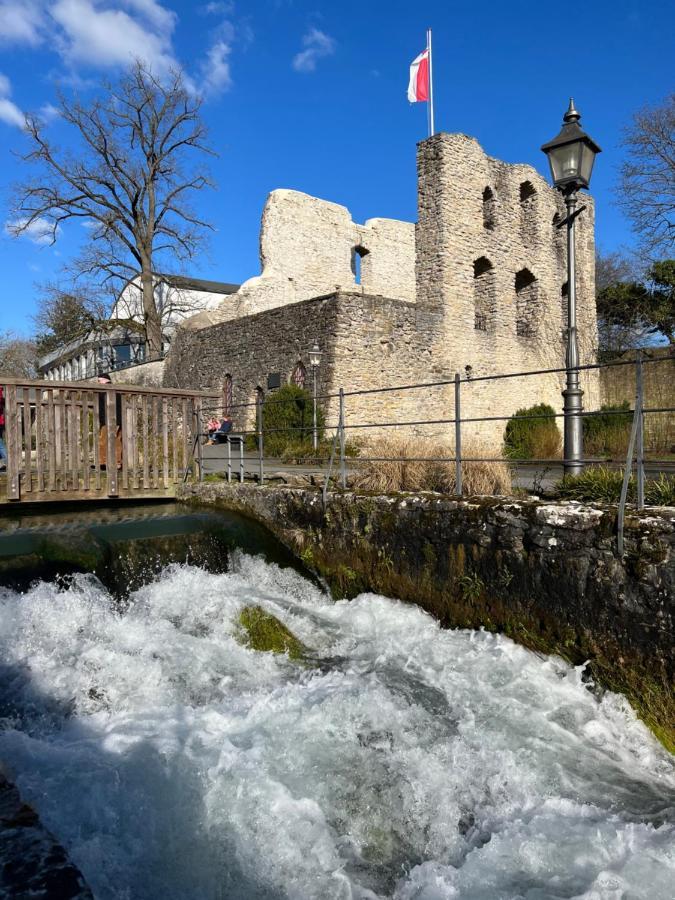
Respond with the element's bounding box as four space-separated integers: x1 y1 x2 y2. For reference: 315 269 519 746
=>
312 363 318 452
563 188 583 475
308 344 322 453
541 99 601 478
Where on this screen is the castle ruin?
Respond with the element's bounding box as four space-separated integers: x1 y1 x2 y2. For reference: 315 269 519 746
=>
165 132 599 448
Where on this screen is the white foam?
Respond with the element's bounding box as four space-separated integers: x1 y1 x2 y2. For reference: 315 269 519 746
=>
0 555 673 899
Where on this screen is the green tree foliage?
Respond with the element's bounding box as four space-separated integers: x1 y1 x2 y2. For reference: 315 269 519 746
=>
261 383 324 457
33 288 102 355
503 403 561 460
596 258 675 354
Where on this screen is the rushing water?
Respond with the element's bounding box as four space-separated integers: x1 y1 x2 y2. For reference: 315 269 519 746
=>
1 551 674 899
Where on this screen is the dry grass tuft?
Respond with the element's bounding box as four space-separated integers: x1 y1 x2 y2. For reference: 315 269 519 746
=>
350 436 512 496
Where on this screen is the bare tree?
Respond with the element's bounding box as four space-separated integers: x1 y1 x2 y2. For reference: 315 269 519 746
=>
11 61 215 359
0 332 37 378
619 94 675 257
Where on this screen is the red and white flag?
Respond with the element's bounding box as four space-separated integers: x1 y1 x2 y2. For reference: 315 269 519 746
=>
407 48 429 103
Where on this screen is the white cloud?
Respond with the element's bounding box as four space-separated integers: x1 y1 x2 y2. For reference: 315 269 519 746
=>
292 27 335 73
199 39 232 95
201 1 233 14
0 73 25 128
49 0 178 75
38 102 60 122
0 1 45 46
5 217 59 245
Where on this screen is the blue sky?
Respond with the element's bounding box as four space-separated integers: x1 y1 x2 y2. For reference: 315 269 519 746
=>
0 0 673 336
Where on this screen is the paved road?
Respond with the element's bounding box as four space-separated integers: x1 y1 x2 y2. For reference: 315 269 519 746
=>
201 444 675 494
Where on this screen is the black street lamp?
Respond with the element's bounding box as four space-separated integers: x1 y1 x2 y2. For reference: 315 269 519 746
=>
308 344 322 452
541 99 601 476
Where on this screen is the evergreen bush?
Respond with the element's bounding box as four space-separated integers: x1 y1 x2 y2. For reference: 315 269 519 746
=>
261 383 324 457
583 402 632 457
503 403 561 460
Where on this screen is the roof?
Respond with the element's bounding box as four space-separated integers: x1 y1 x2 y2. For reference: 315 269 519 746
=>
159 274 239 295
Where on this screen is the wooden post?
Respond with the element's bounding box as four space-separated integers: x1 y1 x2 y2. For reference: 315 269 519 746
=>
35 389 45 493
58 390 68 491
162 397 169 489
151 395 160 488
5 385 20 500
181 397 189 480
172 398 179 483
130 395 139 490
47 389 56 493
69 391 79 491
121 394 130 491
22 387 32 492
92 388 101 491
107 390 118 497
141 394 149 489
82 392 90 492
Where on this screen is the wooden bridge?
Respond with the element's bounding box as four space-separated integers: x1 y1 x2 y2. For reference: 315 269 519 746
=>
0 378 218 504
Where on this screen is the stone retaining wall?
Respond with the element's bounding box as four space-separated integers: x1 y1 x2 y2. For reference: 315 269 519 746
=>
178 482 675 750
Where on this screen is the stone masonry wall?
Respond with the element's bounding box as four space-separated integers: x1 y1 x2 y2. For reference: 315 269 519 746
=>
416 133 599 443
182 190 415 331
164 291 433 438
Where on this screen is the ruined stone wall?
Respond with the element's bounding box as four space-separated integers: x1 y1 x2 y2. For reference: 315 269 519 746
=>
183 191 415 330
164 291 438 441
416 133 599 443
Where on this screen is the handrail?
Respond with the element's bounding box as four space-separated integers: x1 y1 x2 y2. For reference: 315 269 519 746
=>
0 376 218 399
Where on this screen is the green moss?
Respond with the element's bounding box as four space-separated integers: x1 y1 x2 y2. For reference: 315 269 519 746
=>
236 606 307 660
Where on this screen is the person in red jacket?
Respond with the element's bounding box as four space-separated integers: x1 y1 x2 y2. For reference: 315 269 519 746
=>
0 386 6 470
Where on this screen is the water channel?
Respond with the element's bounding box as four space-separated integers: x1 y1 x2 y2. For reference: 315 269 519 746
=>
0 502 673 899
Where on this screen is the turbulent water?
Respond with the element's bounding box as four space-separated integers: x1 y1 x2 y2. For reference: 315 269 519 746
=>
0 555 673 899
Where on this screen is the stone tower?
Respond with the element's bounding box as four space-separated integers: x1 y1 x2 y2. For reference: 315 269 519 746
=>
415 132 599 437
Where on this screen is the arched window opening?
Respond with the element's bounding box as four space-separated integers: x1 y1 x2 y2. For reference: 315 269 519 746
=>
473 257 495 332
352 245 369 285
222 373 233 417
515 268 539 338
519 181 538 246
482 187 496 230
291 360 307 388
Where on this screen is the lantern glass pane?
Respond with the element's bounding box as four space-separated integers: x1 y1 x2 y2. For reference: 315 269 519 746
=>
579 142 596 185
549 141 582 184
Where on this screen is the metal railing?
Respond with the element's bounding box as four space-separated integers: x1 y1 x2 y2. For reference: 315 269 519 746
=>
193 351 674 553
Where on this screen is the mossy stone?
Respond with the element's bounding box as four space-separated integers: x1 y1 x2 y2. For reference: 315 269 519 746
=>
237 605 307 660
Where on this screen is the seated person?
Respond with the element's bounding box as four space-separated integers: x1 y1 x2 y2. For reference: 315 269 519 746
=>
206 417 220 440
208 417 233 444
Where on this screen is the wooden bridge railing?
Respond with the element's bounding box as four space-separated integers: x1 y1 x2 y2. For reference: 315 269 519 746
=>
1 378 218 502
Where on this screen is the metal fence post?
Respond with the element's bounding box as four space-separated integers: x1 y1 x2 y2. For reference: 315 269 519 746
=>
636 350 645 511
226 435 232 483
454 373 462 496
256 390 264 484
339 388 346 488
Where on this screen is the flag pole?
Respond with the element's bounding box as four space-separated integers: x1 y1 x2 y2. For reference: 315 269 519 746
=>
427 28 435 136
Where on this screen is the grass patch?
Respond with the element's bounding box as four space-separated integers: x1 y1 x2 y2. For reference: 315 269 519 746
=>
557 466 675 506
236 605 307 660
351 436 511 496
503 403 561 460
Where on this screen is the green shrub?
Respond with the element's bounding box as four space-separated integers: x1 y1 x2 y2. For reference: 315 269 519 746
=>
557 466 675 506
583 402 632 457
261 383 325 457
280 438 362 463
557 467 626 502
503 403 561 460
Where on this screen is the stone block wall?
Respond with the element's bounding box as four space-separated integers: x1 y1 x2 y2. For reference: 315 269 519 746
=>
183 190 415 330
415 133 600 441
